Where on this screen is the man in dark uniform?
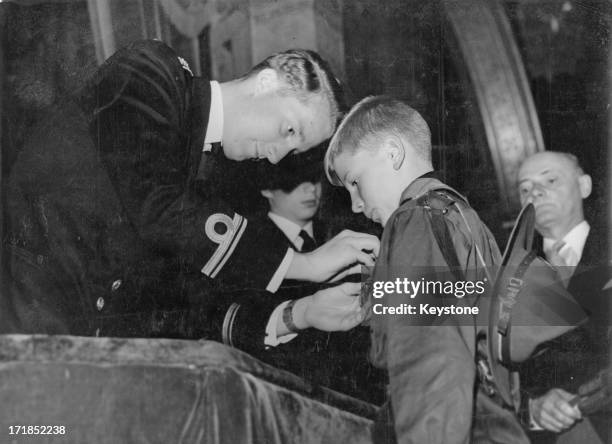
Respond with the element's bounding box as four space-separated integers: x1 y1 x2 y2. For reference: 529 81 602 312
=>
325 96 528 443
517 151 610 443
4 39 377 354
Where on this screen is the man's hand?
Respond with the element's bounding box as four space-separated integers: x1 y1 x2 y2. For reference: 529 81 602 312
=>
531 389 582 433
286 230 379 282
284 282 363 332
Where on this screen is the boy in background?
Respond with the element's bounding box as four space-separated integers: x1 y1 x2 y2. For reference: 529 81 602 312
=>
257 148 325 254
253 149 385 404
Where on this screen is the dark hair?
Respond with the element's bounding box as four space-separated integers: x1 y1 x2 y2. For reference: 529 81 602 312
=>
247 49 344 128
325 95 431 185
256 143 325 192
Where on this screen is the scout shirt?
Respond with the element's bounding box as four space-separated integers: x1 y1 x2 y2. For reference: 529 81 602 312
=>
368 174 506 443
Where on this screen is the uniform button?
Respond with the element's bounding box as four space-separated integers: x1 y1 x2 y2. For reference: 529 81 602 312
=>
111 280 122 291
96 297 105 311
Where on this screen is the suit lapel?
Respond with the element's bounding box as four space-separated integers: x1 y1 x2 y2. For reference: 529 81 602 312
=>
567 225 609 315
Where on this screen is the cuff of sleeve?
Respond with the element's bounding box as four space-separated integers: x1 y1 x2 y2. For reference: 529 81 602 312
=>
264 300 298 347
266 248 294 293
528 398 544 431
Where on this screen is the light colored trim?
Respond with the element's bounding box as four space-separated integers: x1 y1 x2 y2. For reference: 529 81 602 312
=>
201 213 248 279
222 303 240 347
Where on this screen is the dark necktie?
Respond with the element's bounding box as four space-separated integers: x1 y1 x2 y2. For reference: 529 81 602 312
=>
299 230 317 253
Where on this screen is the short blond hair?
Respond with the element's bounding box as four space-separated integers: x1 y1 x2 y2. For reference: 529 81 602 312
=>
325 96 431 186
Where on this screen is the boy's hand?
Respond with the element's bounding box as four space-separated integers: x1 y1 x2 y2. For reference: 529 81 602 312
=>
286 230 379 282
531 389 582 432
293 282 364 331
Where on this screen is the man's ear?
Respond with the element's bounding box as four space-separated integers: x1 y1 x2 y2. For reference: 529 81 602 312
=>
261 189 274 199
254 68 280 95
578 174 592 199
384 136 406 171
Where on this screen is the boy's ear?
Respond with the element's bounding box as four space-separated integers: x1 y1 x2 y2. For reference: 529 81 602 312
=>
261 189 274 199
384 136 405 170
254 68 280 95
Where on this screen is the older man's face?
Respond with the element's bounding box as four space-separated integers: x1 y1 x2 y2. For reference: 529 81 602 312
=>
517 152 590 238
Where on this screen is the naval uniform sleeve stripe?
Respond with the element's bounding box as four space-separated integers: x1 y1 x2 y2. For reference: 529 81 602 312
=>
222 302 240 347
228 303 240 348
201 213 248 278
208 215 247 278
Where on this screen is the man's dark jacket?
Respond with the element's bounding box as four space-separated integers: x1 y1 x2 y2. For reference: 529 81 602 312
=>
520 224 610 443
4 40 291 352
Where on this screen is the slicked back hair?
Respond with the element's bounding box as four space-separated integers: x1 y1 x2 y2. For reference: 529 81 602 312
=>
255 143 325 193
325 96 432 186
246 49 344 132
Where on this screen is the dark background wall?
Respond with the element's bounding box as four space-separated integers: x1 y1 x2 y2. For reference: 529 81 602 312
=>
506 0 610 232
332 0 499 239
2 1 96 174
1 0 610 247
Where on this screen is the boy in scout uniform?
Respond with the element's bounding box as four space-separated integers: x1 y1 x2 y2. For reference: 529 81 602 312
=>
325 96 528 443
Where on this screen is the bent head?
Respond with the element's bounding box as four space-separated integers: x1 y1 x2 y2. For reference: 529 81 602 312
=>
222 50 342 164
325 96 432 227
517 151 591 239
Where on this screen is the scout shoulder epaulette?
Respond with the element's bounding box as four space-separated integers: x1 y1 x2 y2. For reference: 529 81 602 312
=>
416 188 465 282
416 189 457 214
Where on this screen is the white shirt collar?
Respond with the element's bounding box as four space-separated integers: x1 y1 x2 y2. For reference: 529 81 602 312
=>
203 81 224 150
267 212 314 251
543 220 590 264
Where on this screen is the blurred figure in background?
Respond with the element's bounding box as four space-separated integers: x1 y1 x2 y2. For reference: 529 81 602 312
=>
248 147 386 404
